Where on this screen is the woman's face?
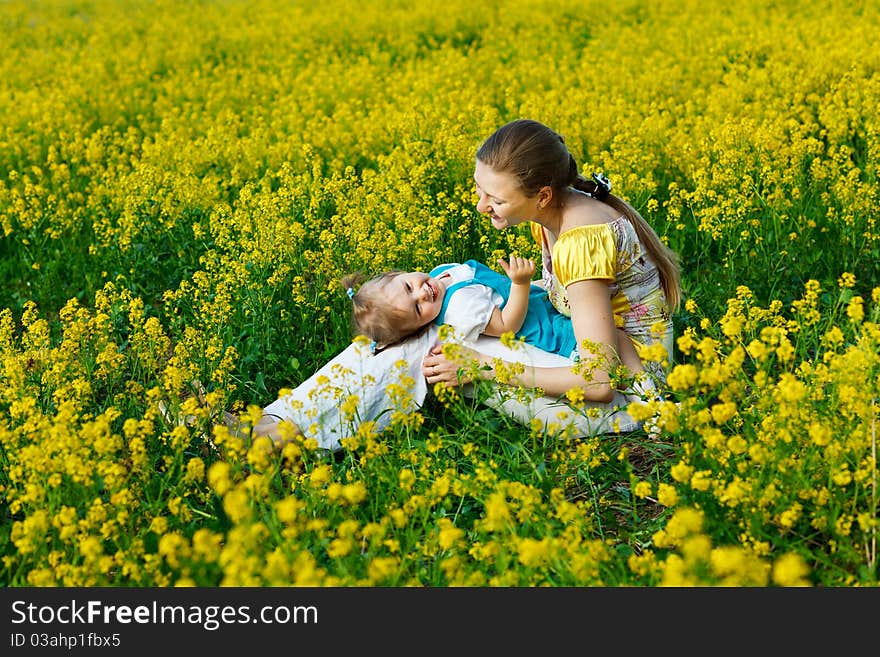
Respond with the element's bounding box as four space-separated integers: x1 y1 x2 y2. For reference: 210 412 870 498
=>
473 159 536 230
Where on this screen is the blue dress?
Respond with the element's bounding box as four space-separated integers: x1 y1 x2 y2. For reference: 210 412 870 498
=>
429 260 578 359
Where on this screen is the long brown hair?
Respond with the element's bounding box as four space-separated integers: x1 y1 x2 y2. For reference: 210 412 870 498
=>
477 119 681 310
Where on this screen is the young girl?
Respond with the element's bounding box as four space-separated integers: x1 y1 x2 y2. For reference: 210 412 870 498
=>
344 255 641 369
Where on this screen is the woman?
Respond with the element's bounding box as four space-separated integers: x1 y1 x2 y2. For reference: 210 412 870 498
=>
422 119 680 402
252 119 680 451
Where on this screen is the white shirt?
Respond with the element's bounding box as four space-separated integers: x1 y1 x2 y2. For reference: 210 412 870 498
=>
433 263 504 343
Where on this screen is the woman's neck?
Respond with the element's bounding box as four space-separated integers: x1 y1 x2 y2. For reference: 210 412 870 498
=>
533 187 573 237
534 188 611 236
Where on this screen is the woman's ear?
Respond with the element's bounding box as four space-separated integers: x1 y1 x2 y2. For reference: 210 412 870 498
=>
537 185 553 209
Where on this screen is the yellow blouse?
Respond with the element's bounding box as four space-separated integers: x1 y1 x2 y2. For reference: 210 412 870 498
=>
530 217 671 339
531 221 618 319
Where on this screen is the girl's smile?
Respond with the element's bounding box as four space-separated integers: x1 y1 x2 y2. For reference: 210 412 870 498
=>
382 271 449 331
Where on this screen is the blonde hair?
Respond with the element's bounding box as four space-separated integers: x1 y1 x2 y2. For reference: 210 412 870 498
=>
477 119 681 311
341 271 428 349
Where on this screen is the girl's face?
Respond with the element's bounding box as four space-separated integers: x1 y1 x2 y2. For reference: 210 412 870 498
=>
381 271 448 331
473 159 536 230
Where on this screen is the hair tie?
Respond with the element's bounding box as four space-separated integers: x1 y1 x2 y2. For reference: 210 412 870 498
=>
346 287 355 299
591 172 611 201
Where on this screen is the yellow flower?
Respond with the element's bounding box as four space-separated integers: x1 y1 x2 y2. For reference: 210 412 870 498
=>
517 537 551 568
683 535 713 564
775 339 795 362
78 536 103 561
481 491 511 532
677 330 697 355
846 296 864 322
667 363 698 391
690 470 712 492
184 457 205 483
837 272 855 289
639 341 669 366
633 480 653 498
657 483 679 507
367 557 399 583
309 464 333 487
11 511 50 555
746 339 768 360
775 373 805 402
437 518 465 550
719 478 747 506
499 330 521 349
326 536 354 558
339 394 360 421
777 503 803 529
192 529 222 561
822 326 844 346
653 507 703 548
389 508 407 528
710 401 737 424
720 313 744 339
158 532 190 568
808 422 831 447
399 468 415 491
343 482 367 505
207 462 232 495
670 462 693 483
149 516 169 535
275 496 304 524
831 466 852 487
772 553 810 586
222 488 252 524
565 386 585 406
627 399 659 421
709 546 769 585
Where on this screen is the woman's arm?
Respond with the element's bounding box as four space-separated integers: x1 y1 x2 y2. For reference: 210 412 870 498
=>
423 279 625 403
423 344 614 402
562 278 620 399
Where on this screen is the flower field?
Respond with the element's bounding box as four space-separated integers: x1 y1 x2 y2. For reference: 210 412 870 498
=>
1 0 878 586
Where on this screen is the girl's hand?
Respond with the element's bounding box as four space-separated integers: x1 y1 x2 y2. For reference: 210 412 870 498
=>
422 343 489 387
498 254 536 285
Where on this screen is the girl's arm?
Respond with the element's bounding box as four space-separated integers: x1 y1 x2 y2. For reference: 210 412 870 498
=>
482 256 535 337
481 281 531 337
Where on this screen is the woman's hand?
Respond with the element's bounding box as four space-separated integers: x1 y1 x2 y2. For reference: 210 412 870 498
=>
422 343 490 387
